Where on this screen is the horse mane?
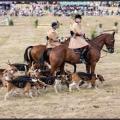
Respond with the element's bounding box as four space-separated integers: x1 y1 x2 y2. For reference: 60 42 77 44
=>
92 32 114 41
92 33 107 41
88 33 112 45
87 32 115 50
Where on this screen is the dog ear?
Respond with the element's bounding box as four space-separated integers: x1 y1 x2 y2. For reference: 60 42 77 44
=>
97 74 105 83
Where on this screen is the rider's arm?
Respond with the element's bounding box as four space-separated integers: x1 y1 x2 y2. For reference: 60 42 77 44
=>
73 24 85 36
47 30 59 42
78 26 85 36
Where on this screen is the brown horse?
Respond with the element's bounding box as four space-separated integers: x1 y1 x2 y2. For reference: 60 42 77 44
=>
24 32 115 76
48 32 115 75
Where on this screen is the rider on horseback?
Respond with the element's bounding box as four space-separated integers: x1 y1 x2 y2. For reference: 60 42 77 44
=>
46 21 61 48
68 14 89 63
44 21 61 69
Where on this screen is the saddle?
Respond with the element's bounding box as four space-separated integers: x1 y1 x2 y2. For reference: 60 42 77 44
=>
73 46 89 63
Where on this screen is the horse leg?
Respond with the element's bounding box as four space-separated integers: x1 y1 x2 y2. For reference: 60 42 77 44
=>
50 61 64 76
86 64 91 73
90 63 96 88
90 62 96 75
60 63 65 74
91 78 96 89
50 66 57 76
50 61 62 76
79 64 90 87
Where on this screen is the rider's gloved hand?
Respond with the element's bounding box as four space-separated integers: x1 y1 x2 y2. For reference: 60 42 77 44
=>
83 33 86 38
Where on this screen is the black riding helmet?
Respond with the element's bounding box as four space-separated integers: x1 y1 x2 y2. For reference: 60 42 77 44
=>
51 21 58 28
75 14 82 20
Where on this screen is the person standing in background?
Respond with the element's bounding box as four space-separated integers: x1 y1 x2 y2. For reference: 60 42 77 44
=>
91 22 103 39
96 23 103 36
113 22 118 33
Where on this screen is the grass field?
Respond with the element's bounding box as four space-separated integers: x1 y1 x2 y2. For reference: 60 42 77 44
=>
0 16 120 118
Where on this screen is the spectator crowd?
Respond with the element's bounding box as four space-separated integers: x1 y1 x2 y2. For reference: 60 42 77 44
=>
0 1 120 16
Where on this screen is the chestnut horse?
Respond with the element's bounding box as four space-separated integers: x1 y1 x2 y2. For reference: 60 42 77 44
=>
24 32 115 75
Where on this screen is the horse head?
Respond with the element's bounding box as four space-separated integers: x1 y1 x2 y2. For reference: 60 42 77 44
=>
60 37 70 47
104 31 115 53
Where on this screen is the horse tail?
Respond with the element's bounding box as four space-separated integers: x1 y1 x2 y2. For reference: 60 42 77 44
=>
24 46 33 64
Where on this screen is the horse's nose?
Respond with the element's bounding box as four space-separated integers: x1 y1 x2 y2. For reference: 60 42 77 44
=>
111 49 114 53
109 48 114 53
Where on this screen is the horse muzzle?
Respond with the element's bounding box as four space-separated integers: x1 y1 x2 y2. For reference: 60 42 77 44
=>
108 48 114 53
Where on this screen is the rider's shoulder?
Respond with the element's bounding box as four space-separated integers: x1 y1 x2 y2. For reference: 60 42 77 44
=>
73 22 77 26
72 22 79 28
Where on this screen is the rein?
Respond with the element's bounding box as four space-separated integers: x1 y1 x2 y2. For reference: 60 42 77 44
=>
100 50 108 58
89 40 108 58
85 35 110 59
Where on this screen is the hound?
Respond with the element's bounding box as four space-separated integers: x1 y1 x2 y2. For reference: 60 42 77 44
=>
53 70 71 93
69 72 105 92
0 67 18 88
3 70 47 100
0 68 5 87
7 60 28 75
28 67 64 93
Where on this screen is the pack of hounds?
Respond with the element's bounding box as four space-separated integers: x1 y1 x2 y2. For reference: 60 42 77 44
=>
0 61 105 101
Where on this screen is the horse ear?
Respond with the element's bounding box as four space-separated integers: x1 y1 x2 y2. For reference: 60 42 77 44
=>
97 74 105 83
7 60 11 65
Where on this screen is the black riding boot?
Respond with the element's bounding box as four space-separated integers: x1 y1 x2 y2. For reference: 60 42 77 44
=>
74 48 87 64
79 47 87 64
